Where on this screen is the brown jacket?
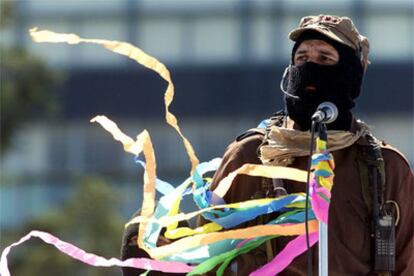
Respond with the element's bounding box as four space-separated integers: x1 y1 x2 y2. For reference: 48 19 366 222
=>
208 130 413 275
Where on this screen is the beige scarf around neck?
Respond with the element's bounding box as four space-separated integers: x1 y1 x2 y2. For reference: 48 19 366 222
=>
259 119 369 166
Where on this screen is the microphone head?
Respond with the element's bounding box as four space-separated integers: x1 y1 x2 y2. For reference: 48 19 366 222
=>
318 102 338 124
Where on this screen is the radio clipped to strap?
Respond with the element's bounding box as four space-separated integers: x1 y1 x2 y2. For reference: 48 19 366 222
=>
358 133 398 275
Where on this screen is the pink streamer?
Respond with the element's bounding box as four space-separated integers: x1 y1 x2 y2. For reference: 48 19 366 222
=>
236 238 253 249
0 230 194 276
250 232 318 276
311 184 331 224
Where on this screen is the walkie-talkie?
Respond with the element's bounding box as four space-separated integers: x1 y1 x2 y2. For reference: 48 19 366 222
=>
361 132 396 274
374 212 395 272
368 142 396 274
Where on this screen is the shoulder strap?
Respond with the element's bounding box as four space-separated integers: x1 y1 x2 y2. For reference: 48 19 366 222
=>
357 132 397 275
357 133 386 215
236 111 286 155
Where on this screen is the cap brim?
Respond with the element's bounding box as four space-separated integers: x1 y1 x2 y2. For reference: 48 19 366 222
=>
289 27 355 50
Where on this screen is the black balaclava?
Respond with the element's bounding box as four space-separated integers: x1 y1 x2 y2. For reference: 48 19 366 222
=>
284 31 364 131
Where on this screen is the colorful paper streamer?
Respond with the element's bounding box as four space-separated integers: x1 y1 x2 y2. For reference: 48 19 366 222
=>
0 231 194 276
0 28 338 276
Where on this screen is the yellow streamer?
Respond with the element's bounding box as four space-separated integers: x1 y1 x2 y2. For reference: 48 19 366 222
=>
317 139 327 151
165 191 184 232
90 116 141 155
162 197 307 239
213 164 307 198
30 28 316 260
312 161 331 172
29 27 202 255
29 27 199 174
150 221 318 259
318 176 333 190
125 194 306 228
164 222 222 240
90 116 156 251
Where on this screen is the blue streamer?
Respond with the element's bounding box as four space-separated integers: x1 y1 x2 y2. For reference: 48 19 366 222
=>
143 158 222 249
313 169 332 177
134 158 175 196
211 195 299 228
311 153 332 164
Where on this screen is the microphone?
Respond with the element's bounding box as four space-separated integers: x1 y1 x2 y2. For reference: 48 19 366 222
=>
311 102 338 124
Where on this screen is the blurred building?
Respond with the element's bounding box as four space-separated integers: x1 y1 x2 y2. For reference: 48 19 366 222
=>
1 0 413 228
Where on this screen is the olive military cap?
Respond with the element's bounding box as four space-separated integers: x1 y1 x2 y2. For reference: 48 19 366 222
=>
289 15 370 70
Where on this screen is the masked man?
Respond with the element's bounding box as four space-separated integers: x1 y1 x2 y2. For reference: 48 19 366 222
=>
121 15 413 275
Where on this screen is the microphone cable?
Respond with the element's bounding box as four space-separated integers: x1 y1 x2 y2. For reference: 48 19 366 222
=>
305 120 317 276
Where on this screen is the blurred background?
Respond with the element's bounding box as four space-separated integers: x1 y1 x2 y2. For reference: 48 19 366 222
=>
0 0 413 275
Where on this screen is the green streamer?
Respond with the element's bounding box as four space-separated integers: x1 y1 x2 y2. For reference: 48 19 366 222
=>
216 237 274 276
188 210 304 275
188 237 273 275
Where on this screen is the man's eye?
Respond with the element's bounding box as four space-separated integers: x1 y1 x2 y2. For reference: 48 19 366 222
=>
321 56 334 63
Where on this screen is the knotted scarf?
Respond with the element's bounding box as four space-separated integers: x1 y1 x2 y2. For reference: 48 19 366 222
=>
260 120 368 166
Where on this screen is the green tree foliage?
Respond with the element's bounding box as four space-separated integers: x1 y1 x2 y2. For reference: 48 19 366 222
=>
7 176 125 276
0 1 59 154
